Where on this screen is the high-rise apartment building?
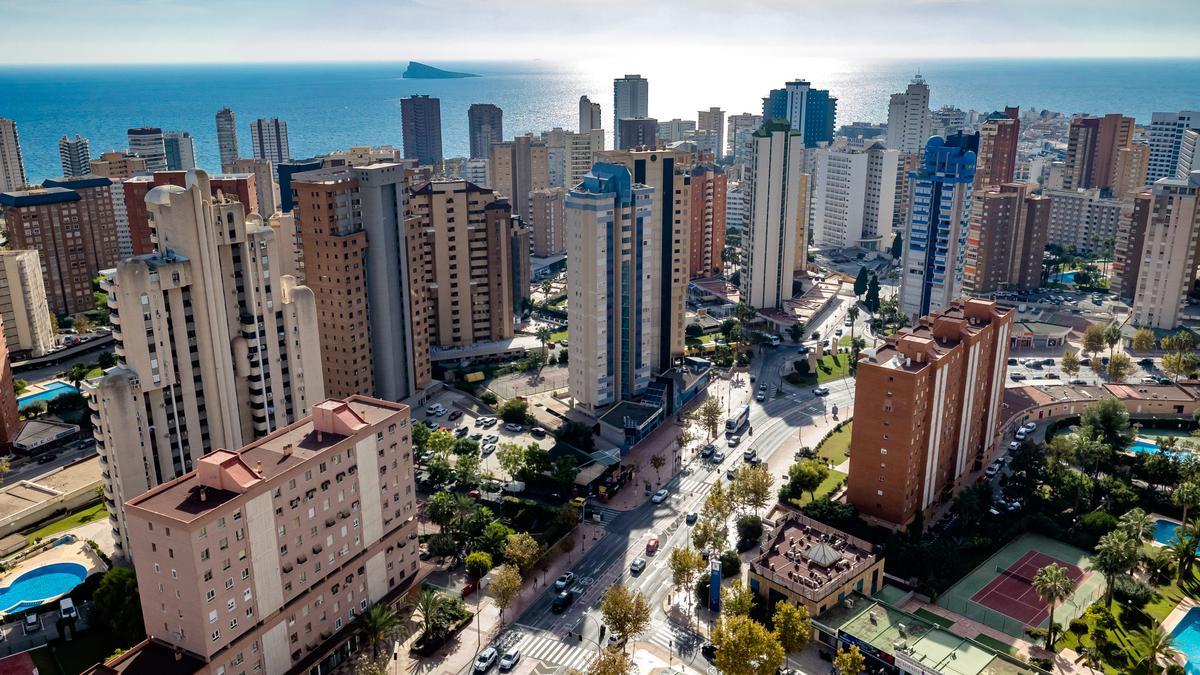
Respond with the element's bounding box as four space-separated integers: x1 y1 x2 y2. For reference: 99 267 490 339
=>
0 250 54 358
885 75 931 155
1112 144 1150 200
727 113 763 166
215 107 239 172
975 108 1020 188
401 95 443 166
123 173 185 256
1043 187 1127 257
1147 111 1200 182
292 164 429 401
1130 171 1200 329
580 95 602 134
657 119 696 144
899 133 979 318
489 135 550 222
529 187 566 257
58 135 91 177
467 104 503 160
727 181 747 232
1113 191 1153 301
0 317 17 448
617 118 658 150
164 131 198 170
0 119 27 192
688 163 726 279
128 127 168 172
812 144 898 251
742 121 807 309
511 218 531 312
230 158 280 217
596 148 692 372
110 396 419 675
697 107 725 158
963 183 1051 293
250 118 291 166
277 159 325 212
90 150 147 180
565 129 605 189
2 176 119 316
1063 114 1135 191
847 298 1012 528
762 80 837 148
613 75 649 149
566 163 654 412
406 179 516 347
90 170 324 555
1179 129 1200 179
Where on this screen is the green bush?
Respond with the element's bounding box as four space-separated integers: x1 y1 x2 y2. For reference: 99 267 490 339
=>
1068 618 1088 636
1112 576 1154 607
719 550 741 577
480 391 498 405
497 398 529 423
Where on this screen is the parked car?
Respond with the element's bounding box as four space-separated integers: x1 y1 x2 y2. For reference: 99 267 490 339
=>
504 423 524 433
1010 373 1026 381
755 392 766 402
482 443 497 455
1008 441 1020 450
475 647 498 672
630 558 647 574
530 427 547 437
743 449 757 461
448 410 463 421
454 427 469 438
812 386 830 396
1015 429 1027 441
651 489 669 504
686 512 698 525
700 444 715 458
728 435 742 447
499 650 521 672
1069 379 1088 385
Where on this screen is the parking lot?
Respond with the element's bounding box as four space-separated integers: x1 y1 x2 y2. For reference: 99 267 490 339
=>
412 389 549 481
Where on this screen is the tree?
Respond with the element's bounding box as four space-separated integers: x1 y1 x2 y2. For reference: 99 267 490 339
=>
535 325 553 352
1107 353 1135 383
694 396 724 440
351 653 391 675
505 532 541 572
523 443 552 477
600 585 651 651
73 316 93 334
691 517 725 553
357 603 404 660
551 455 580 488
427 429 456 458
787 323 804 343
66 362 91 388
490 564 522 626
865 273 881 314
711 614 786 675
0 456 9 486
701 481 734 545
772 601 812 673
456 453 481 488
1032 563 1074 650
720 579 755 616
496 442 526 480
1163 351 1200 382
480 390 498 405
477 521 513 558
1170 526 1198 581
13 378 27 394
97 351 118 369
1136 625 1181 674
1174 480 1200 532
1061 350 1081 377
853 266 868 297
21 399 46 419
668 547 705 607
413 588 444 639
686 322 704 339
786 459 829 502
1080 397 1134 454
497 398 529 424
730 464 773 514
1092 530 1138 605
890 231 904 259
1132 327 1157 352
847 306 860 350
585 647 633 675
833 645 867 675
428 492 457 530
1119 507 1154 543
412 421 430 452
1103 323 1122 359
466 551 494 583
93 567 146 646
649 454 666 483
1082 323 1107 358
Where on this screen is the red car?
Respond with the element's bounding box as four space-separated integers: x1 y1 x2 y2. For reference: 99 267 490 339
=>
448 410 463 421
646 536 659 554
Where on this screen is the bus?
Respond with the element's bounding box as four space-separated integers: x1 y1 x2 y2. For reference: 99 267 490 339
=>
725 405 750 434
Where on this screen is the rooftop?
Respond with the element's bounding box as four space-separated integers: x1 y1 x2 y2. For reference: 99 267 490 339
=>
12 419 79 451
861 299 1010 373
750 510 879 603
82 638 205 675
0 187 81 208
598 400 662 431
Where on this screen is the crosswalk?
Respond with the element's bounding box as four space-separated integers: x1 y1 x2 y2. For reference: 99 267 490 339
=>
584 505 625 524
503 629 598 672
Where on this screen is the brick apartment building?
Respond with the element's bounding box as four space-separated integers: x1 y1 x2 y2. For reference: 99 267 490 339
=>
847 299 1013 528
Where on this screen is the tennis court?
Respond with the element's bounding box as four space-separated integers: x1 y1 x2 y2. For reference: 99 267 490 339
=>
936 532 1104 638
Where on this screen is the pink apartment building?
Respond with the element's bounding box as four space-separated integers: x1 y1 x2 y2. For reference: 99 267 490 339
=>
87 396 420 675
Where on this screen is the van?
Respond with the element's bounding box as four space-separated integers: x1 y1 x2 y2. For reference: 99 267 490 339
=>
59 598 77 620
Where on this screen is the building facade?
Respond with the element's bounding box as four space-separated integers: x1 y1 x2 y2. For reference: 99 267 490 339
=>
90 150 147 180
1112 144 1150 200
726 113 762 165
742 121 806 309
250 118 290 166
215 107 239 173
116 396 419 675
1063 114 1135 191
580 95 602 134
0 119 27 192
899 133 979 318
688 163 727 279
964 183 1051 293
91 170 324 556
1147 111 1200 182
0 318 17 448
847 299 1012 527
164 131 198 171
0 250 54 358
1130 172 1200 329
488 134 549 222
230 158 280 218
467 103 503 160
613 75 649 149
697 107 725 159
128 127 168 172
617 118 658 150
401 95 443 166
885 75 931 156
1043 187 1128 256
529 187 566 257
1113 191 1152 301
763 80 837 148
58 135 91 177
811 144 898 251
975 108 1020 188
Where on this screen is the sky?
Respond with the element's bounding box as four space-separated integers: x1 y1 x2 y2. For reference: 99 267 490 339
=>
1 0 1197 65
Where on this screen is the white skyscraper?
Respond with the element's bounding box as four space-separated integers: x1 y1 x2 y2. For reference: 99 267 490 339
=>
580 95 602 134
250 117 291 165
1178 129 1200 179
886 74 932 155
1147 111 1200 182
1131 172 1200 329
0 119 29 192
613 74 649 149
742 121 806 309
163 130 197 170
812 144 899 251
127 127 167 172
727 113 763 165
215 107 239 172
58 135 91 177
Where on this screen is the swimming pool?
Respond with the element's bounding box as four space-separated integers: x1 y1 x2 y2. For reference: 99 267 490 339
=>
1171 607 1200 673
1155 519 1181 546
0 562 89 615
17 381 80 409
1133 439 1161 454
1051 271 1077 284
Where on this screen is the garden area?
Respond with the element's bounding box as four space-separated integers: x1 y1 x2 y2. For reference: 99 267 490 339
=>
786 353 852 385
25 501 105 545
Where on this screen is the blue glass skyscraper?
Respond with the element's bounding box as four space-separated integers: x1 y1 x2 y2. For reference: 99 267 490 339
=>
761 80 837 148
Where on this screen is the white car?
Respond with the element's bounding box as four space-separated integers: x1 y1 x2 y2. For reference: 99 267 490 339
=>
1008 441 1020 450
1021 422 1036 433
812 386 830 396
1015 429 1027 441
985 464 1000 477
499 649 521 671
651 489 669 504
475 646 498 672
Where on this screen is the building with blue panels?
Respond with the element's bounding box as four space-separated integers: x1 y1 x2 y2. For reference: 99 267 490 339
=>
762 80 838 148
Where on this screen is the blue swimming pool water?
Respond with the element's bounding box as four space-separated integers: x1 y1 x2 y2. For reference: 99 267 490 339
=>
1171 607 1200 673
1051 271 1077 284
0 562 88 615
17 382 80 409
1155 519 1181 546
1133 439 1163 454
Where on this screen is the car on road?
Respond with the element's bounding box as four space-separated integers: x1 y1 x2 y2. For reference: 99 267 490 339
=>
835 328 844 337
812 386 830 396
1069 379 1088 385
743 448 756 461
498 649 521 671
475 647 498 672
1007 357 1018 365
755 391 766 402
726 468 736 480
1008 441 1020 450
701 642 717 661
710 451 725 463
1015 429 1027 441
845 317 853 326
651 489 669 504
646 536 659 554
686 512 698 525
1045 372 1059 379
727 435 742 447
448 410 463 421
554 572 576 590
1021 422 1036 433
551 590 575 613
630 558 647 574
504 423 524 433
700 444 715 459
1010 373 1026 381
36 453 57 464
985 463 1001 477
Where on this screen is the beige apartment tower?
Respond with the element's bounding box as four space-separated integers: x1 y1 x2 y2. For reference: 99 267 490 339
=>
742 121 807 309
1131 172 1200 329
964 183 1051 294
101 397 420 675
530 187 567 256
90 170 324 557
0 250 54 358
489 135 550 223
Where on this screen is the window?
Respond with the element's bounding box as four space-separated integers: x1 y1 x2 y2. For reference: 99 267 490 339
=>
207 589 216 602
212 630 221 642
209 609 218 624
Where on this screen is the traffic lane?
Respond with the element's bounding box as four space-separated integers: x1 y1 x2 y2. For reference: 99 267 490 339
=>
6 441 97 484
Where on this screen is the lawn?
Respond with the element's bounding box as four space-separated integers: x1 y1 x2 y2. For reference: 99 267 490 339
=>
792 469 846 505
26 501 105 545
85 366 103 378
786 354 853 386
549 329 568 343
815 422 852 464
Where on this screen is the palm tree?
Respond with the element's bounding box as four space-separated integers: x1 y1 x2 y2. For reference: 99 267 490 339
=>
1119 508 1155 543
1032 563 1074 651
649 454 666 483
413 588 444 640
451 493 478 548
1073 644 1103 673
1170 526 1199 581
1104 323 1122 361
1135 625 1180 674
66 362 91 388
1174 480 1200 531
535 325 553 352
358 603 404 660
847 306 860 348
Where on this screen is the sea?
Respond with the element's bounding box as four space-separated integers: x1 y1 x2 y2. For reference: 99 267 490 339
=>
3 58 1200 184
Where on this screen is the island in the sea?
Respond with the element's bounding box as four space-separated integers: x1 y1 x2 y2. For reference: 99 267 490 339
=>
402 61 479 79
